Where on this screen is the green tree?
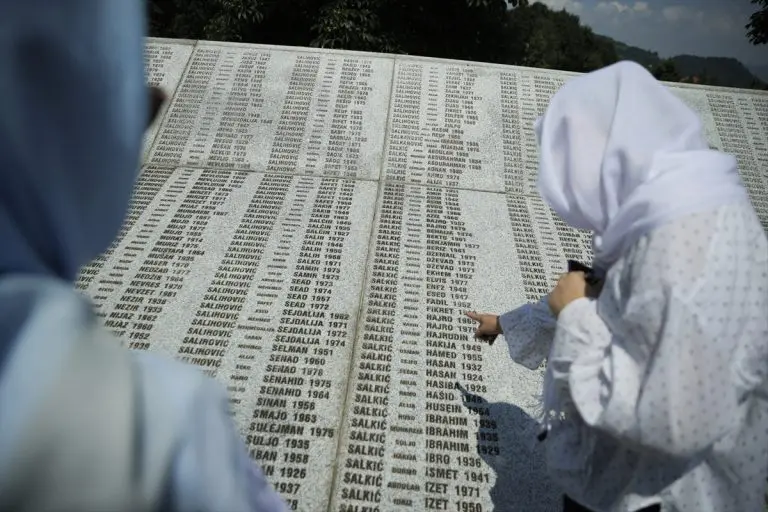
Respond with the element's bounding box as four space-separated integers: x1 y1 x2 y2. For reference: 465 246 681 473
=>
505 3 618 72
747 0 768 45
650 59 680 82
149 0 330 46
312 0 520 61
311 0 400 52
699 68 718 86
148 0 527 64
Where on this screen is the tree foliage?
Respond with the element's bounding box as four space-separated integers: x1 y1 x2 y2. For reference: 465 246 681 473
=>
312 0 518 61
649 59 681 82
148 0 764 87
747 0 768 45
150 0 331 46
150 0 525 62
506 3 617 72
148 0 620 71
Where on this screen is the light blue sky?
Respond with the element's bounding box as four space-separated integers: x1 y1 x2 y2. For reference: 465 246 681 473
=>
532 0 767 67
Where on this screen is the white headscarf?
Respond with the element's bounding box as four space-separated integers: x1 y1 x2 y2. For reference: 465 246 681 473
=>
535 61 747 267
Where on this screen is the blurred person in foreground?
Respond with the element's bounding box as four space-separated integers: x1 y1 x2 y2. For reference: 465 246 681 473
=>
0 2 287 511
467 61 768 512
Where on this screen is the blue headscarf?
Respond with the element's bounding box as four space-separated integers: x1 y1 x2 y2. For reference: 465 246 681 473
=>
0 0 146 281
0 6 288 511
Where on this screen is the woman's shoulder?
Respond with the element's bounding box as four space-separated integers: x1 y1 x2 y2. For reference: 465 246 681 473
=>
617 201 766 301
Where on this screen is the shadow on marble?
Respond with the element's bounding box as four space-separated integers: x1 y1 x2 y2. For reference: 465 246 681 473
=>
458 384 561 512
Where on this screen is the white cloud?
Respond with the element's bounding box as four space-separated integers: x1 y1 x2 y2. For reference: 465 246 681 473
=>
596 1 630 14
660 5 736 34
592 0 651 25
578 0 765 65
533 0 583 13
661 5 691 23
530 0 761 64
710 16 737 34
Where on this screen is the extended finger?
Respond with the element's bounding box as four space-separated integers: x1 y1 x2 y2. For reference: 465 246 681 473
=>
465 311 481 322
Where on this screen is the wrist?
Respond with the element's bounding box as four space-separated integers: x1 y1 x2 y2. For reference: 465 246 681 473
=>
494 315 502 335
557 297 592 321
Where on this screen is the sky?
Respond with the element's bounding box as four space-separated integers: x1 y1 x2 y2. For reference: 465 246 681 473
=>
531 0 767 67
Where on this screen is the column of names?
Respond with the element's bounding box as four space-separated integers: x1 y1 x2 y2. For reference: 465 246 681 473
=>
149 47 393 178
708 92 768 228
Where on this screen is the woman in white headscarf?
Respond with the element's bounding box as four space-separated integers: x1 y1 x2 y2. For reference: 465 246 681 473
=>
468 61 768 511
0 2 287 511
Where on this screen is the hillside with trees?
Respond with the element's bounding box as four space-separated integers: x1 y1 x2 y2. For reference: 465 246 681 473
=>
598 37 766 88
148 0 765 89
671 55 764 88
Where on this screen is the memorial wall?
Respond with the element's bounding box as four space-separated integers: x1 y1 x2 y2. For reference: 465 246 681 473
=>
77 38 768 511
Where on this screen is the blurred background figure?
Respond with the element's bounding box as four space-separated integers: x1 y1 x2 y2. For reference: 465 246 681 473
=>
0 2 287 511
